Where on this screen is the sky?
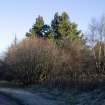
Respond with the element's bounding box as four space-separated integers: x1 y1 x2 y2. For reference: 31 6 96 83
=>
0 0 105 54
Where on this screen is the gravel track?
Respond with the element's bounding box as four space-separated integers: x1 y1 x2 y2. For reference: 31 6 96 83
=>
0 87 105 105
0 94 19 105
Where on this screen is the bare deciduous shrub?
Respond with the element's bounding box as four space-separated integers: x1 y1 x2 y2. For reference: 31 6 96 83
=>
4 36 105 89
5 38 58 85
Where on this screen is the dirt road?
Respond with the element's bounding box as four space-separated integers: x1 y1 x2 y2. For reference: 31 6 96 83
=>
0 94 18 105
0 87 105 105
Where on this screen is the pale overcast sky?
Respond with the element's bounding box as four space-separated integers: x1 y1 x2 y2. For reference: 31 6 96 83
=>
0 0 105 54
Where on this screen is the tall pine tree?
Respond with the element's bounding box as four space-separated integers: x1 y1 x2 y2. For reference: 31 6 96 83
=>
26 15 44 37
51 12 81 40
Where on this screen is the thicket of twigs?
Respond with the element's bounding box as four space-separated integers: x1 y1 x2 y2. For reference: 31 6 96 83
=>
0 37 104 90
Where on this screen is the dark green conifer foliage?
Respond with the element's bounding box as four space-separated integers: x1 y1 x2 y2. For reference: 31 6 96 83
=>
51 12 81 40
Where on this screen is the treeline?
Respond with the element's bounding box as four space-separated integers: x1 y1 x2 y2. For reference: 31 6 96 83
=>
1 12 105 89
